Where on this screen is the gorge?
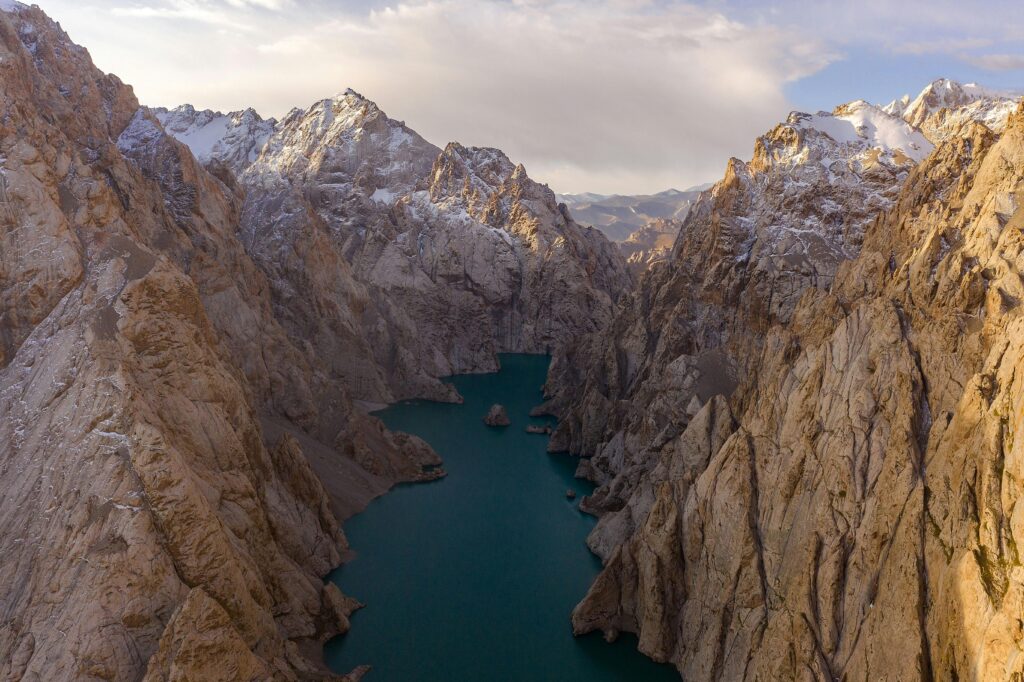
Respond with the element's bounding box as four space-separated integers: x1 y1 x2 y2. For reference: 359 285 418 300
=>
2 1 1024 681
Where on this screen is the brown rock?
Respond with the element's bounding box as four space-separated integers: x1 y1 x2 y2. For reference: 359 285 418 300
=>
483 403 511 427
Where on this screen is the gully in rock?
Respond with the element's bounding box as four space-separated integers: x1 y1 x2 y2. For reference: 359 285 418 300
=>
3 2 1024 680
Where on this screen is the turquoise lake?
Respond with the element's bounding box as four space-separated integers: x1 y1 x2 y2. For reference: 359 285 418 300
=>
324 354 680 681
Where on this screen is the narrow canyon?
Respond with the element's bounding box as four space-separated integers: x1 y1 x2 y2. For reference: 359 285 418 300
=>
1 2 1023 681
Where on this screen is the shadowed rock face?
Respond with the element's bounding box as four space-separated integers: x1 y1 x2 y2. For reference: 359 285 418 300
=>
161 92 633 404
0 4 434 679
0 3 631 678
618 218 684 276
554 82 1024 678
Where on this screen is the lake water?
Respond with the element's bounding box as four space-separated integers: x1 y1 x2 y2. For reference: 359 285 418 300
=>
324 354 679 681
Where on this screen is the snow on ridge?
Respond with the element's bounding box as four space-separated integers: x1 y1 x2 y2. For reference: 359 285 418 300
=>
154 105 276 171
157 111 232 161
0 0 25 13
792 100 933 163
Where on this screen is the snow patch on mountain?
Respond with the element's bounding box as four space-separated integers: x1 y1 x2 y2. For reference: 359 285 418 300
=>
885 78 1021 141
153 105 276 173
793 100 933 162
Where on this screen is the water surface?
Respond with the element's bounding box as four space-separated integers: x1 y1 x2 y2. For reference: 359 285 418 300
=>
325 354 679 681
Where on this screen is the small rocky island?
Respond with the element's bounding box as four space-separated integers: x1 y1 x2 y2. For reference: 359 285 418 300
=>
483 404 511 426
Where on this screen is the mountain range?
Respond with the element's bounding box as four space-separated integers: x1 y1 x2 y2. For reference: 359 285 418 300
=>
3 1 1024 679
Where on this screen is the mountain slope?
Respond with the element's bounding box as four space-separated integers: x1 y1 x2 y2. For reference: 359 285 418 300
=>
549 79 1024 679
0 5 435 679
163 90 632 402
0 4 632 679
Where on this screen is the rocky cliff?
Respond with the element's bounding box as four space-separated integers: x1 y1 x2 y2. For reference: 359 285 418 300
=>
160 92 632 403
618 218 684 276
0 2 632 678
554 79 1024 679
0 4 437 679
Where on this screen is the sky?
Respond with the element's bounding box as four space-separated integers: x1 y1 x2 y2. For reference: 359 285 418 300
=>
31 0 1024 194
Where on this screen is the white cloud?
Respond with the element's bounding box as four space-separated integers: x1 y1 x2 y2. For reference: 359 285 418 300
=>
40 0 838 193
110 0 252 30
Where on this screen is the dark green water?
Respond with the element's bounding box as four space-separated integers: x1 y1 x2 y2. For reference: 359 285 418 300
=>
324 354 679 681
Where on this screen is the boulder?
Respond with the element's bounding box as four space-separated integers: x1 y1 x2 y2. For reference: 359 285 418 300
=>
483 404 511 427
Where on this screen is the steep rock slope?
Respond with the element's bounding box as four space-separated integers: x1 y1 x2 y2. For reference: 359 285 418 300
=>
545 97 936 505
618 218 683 276
162 91 632 402
0 5 433 679
559 83 1024 678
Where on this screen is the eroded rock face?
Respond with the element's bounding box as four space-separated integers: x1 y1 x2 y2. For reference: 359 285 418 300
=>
618 218 683 277
562 85 1024 679
0 5 434 679
161 91 632 403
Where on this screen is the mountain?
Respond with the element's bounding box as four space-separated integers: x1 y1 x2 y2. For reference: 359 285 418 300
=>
543 79 1024 679
884 77 1020 141
558 186 710 242
6 0 1024 677
0 3 629 679
617 218 682 276
156 91 631 402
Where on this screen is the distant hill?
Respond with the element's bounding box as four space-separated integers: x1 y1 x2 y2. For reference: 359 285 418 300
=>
557 184 712 242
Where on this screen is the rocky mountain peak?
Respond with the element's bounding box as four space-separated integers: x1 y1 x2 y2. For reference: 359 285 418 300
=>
254 90 439 202
428 142 551 224
896 77 1021 141
152 104 275 173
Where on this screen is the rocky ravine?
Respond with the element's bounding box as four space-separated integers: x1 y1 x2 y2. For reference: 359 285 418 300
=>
0 3 627 680
549 80 1024 678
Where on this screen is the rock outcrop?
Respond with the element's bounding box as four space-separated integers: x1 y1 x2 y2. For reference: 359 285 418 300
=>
483 404 511 427
0 4 433 679
556 79 1024 679
618 218 683 276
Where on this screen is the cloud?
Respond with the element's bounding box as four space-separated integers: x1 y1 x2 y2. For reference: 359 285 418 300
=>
110 0 254 30
257 34 312 54
962 53 1024 71
60 0 841 193
39 0 838 193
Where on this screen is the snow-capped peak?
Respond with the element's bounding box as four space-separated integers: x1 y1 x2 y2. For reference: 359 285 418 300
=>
882 94 911 118
899 78 1021 138
154 104 276 173
788 99 933 163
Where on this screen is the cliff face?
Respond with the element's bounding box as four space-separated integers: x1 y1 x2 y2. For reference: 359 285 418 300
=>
160 92 632 403
0 2 631 678
0 5 434 679
617 218 683 277
559 81 1024 678
545 99 934 500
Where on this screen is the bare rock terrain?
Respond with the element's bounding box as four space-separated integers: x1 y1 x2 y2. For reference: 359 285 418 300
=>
554 79 1024 679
